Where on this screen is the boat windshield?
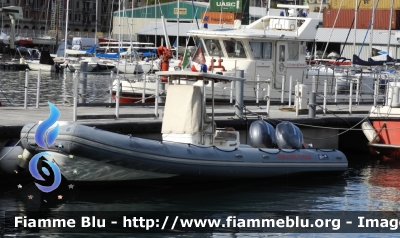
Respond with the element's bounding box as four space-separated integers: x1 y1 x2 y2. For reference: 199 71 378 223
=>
223 39 246 58
204 39 223 57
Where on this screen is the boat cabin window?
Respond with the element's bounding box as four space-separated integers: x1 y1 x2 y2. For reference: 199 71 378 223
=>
249 41 272 60
204 39 223 57
223 39 246 58
279 45 285 62
288 42 299 61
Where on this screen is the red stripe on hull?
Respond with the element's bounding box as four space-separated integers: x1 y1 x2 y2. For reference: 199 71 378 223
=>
371 120 400 158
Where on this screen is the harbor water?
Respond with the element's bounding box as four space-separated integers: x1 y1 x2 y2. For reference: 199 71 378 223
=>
0 71 399 237
0 70 115 107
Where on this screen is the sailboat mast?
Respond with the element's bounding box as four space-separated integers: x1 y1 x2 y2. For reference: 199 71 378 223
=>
64 0 69 59
45 0 51 34
154 0 157 47
55 0 59 51
95 0 98 54
387 0 394 59
353 0 357 56
176 0 179 58
369 0 376 57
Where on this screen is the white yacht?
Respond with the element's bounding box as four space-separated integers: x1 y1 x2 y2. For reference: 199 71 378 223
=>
114 4 323 102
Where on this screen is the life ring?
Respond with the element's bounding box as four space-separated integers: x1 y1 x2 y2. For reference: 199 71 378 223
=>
279 62 285 72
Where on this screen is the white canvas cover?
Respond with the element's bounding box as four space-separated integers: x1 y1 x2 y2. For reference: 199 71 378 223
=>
162 85 202 135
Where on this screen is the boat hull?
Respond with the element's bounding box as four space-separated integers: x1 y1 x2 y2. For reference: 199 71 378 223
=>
21 123 348 182
27 62 56 72
367 106 400 158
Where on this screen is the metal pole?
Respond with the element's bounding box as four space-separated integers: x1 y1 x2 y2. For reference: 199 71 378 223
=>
235 70 245 118
309 92 316 118
288 76 292 106
349 80 353 115
109 71 114 103
374 79 378 107
24 69 28 109
142 76 146 103
211 79 214 145
73 72 78 121
79 61 88 104
36 69 41 108
155 77 159 118
256 75 260 104
356 77 360 103
323 79 327 115
116 76 120 119
295 80 299 117
334 80 338 104
230 81 234 104
266 80 271 115
312 75 316 93
281 75 285 104
202 80 206 144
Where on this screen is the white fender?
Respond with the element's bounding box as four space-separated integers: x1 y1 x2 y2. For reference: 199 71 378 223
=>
362 121 380 143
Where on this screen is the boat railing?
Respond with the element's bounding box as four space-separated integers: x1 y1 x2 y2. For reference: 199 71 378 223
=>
4 68 396 121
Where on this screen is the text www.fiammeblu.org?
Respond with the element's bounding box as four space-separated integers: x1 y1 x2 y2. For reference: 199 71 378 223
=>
122 216 400 231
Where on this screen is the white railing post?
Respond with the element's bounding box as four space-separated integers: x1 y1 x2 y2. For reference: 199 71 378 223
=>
155 77 159 118
73 71 78 121
295 80 299 117
312 75 316 93
230 81 234 104
115 76 120 119
281 75 285 104
36 69 41 108
356 77 360 103
109 71 114 103
288 76 292 107
323 79 327 115
349 80 353 115
142 76 147 103
334 80 338 104
266 79 271 116
374 79 378 107
256 74 260 104
24 69 29 109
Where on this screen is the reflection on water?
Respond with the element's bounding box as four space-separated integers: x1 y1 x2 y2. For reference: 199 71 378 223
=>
0 154 400 237
0 154 399 212
0 71 113 107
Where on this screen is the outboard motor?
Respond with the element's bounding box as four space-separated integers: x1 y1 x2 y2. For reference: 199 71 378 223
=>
249 120 276 148
276 121 303 149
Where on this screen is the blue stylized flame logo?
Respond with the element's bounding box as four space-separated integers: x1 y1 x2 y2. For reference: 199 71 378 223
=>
29 102 62 193
35 102 60 149
29 152 62 193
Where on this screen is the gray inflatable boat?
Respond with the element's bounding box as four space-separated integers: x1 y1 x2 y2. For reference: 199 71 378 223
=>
19 121 347 182
15 72 347 183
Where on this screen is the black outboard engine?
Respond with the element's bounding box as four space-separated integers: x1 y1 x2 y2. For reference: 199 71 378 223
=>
276 121 303 149
249 120 276 148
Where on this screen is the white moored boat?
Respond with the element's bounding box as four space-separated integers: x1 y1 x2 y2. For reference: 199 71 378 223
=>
114 4 324 102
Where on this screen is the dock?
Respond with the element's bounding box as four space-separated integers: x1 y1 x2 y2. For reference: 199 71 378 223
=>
0 103 372 153
0 62 28 71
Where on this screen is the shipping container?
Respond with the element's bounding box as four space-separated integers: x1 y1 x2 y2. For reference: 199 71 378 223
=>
201 12 242 24
323 9 400 30
210 0 242 13
330 0 400 10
